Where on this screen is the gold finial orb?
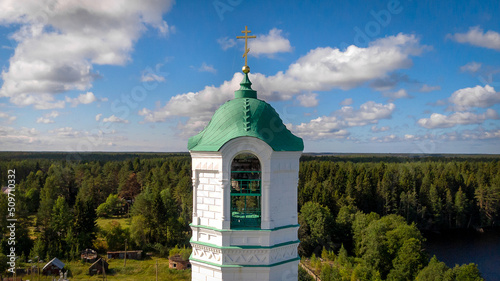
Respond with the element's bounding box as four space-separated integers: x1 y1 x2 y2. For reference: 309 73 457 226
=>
242 65 250 73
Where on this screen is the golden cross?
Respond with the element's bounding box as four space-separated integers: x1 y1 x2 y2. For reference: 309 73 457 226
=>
236 26 256 67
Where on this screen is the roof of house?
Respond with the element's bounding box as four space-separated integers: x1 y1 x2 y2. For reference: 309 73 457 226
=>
42 257 65 271
106 250 142 254
90 258 108 268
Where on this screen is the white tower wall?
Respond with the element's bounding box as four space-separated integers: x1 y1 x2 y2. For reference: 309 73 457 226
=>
190 137 301 281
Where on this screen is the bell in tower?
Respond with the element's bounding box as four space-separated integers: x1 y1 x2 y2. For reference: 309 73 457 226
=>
188 26 304 281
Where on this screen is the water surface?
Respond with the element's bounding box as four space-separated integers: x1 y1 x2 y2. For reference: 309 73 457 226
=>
424 228 500 281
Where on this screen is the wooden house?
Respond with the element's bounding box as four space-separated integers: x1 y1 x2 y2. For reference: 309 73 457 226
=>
42 257 65 275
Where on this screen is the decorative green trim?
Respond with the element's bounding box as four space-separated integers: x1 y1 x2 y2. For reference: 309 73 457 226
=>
190 239 299 250
189 256 300 268
189 223 300 232
230 193 261 197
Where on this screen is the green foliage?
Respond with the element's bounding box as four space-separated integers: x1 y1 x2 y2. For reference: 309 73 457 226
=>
475 185 500 225
130 187 185 248
321 247 336 261
168 245 192 261
336 244 350 267
298 266 315 281
387 238 427 281
298 201 334 256
73 197 97 250
103 221 130 251
446 263 484 281
354 214 425 278
320 264 342 281
298 159 500 229
0 253 8 274
416 256 450 281
96 194 126 217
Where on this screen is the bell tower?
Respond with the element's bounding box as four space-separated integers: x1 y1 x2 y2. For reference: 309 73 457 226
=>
188 26 304 281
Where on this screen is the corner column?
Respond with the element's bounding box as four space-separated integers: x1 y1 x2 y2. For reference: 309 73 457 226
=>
221 178 231 229
261 179 272 229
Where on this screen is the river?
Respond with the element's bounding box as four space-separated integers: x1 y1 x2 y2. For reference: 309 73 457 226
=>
424 228 500 281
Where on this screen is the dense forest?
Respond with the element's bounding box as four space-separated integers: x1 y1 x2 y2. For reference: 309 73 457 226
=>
0 152 498 280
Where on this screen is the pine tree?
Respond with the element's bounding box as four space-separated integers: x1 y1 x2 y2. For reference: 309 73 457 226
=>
73 198 97 250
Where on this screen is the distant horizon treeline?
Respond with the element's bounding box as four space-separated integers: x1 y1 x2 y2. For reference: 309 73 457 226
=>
298 158 500 230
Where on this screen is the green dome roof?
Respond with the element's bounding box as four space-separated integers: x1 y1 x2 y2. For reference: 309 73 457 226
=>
187 73 304 152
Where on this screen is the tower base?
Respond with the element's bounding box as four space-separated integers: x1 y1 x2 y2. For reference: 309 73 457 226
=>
190 259 299 281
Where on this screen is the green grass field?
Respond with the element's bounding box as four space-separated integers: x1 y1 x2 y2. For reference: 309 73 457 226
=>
96 216 132 230
18 258 191 281
16 217 190 280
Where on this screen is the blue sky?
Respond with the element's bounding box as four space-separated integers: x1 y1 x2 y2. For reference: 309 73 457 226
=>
0 0 499 153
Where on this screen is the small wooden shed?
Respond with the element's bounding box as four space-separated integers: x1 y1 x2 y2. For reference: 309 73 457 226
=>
168 255 191 270
89 258 109 276
107 250 143 260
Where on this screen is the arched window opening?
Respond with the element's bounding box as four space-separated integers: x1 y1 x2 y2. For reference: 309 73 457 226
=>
230 153 261 229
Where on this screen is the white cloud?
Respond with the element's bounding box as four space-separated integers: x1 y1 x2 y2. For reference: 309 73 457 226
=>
36 117 54 124
197 62 217 74
141 73 166 82
289 101 395 140
96 113 103 121
0 0 174 109
382 89 410 100
0 126 38 145
11 94 66 110
140 33 424 136
460 61 482 73
274 33 426 91
297 93 318 107
217 36 237 50
460 128 500 140
65 92 98 107
336 101 396 126
291 116 350 140
449 26 500 51
102 115 130 123
340 98 353 106
45 111 59 118
419 84 441 92
449 85 500 110
248 28 292 57
48 127 81 138
371 134 399 143
371 125 390 132
0 112 17 123
417 109 498 129
139 73 241 135
370 73 413 91
36 110 59 123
